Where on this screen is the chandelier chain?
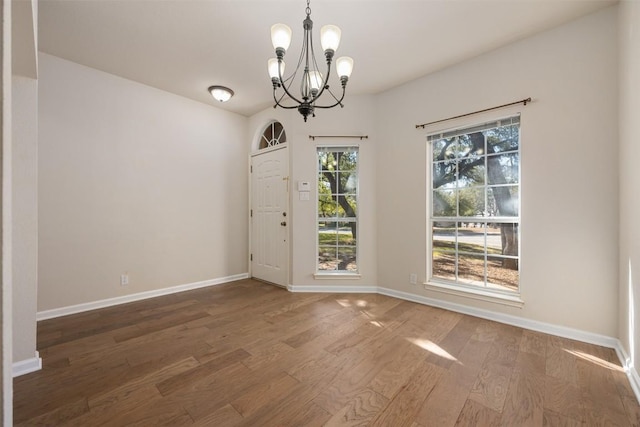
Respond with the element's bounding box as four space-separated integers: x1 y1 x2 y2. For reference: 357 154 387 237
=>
306 0 311 16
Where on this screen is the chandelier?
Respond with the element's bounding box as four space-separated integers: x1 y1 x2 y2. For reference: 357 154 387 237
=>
268 0 354 122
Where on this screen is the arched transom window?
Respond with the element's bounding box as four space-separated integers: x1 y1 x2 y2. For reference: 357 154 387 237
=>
260 121 287 149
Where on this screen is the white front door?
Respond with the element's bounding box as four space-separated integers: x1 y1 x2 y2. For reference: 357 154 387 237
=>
251 146 289 287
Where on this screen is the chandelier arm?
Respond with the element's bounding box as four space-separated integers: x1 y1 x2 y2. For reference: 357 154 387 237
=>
275 90 288 105
274 29 307 105
318 82 346 108
313 87 346 109
277 60 305 105
308 42 333 104
272 88 302 109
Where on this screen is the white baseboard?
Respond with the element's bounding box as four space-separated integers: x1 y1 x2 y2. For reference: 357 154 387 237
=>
288 284 378 293
13 351 42 377
614 341 640 404
629 363 640 404
36 273 249 321
377 287 618 349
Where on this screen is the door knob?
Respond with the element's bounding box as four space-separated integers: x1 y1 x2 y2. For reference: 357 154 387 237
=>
280 221 287 226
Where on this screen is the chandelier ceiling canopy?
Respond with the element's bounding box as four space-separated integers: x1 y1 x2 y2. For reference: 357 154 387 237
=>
268 0 354 122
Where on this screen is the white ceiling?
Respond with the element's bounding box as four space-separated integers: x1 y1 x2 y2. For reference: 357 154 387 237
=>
38 0 615 117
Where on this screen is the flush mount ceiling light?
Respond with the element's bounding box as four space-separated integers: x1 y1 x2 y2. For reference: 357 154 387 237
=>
208 85 234 103
268 0 354 122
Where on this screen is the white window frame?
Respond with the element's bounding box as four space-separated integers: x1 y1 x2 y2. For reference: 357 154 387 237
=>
426 114 523 306
315 145 360 276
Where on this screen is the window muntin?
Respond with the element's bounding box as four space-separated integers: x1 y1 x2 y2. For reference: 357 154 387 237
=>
259 121 287 149
317 147 358 273
429 116 520 293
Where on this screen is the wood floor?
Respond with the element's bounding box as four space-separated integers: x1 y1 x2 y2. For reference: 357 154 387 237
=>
14 279 640 426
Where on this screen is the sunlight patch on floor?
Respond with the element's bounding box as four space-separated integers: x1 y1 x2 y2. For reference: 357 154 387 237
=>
407 337 459 362
564 349 623 372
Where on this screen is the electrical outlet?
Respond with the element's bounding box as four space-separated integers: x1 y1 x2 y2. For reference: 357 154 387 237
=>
409 273 417 285
120 274 129 286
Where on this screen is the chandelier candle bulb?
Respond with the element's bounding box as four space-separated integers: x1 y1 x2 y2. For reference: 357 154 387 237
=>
336 57 354 79
308 71 323 92
270 23 292 52
320 25 341 53
268 58 284 82
268 0 354 121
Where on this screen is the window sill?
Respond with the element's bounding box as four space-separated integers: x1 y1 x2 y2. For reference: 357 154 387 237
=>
424 281 524 308
314 273 362 280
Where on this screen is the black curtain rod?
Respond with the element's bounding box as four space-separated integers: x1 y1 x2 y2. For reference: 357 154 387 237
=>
309 135 368 141
415 97 532 129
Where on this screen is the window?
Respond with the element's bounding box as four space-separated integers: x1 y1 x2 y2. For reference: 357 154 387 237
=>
317 147 358 273
428 115 520 294
259 121 287 149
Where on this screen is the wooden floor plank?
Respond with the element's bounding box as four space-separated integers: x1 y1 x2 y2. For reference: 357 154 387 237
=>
313 335 413 415
89 395 193 427
424 312 473 368
155 348 251 396
13 279 639 426
544 374 584 423
500 371 545 426
542 410 583 427
192 403 243 427
417 337 491 426
61 385 164 427
519 329 548 357
323 388 389 427
370 361 444 427
621 394 640 426
546 335 579 383
468 355 514 413
230 371 299 417
88 356 200 410
14 396 88 427
237 379 331 426
454 399 502 426
366 338 426 399
576 358 632 425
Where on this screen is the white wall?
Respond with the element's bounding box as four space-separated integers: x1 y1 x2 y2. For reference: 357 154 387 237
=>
249 95 377 288
38 53 249 311
11 0 37 79
12 75 37 363
375 7 619 336
619 0 640 379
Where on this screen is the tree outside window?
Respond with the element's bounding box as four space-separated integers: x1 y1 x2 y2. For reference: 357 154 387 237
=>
317 147 358 273
429 116 520 292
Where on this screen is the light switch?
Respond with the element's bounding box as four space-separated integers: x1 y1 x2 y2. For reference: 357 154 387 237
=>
300 191 310 201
